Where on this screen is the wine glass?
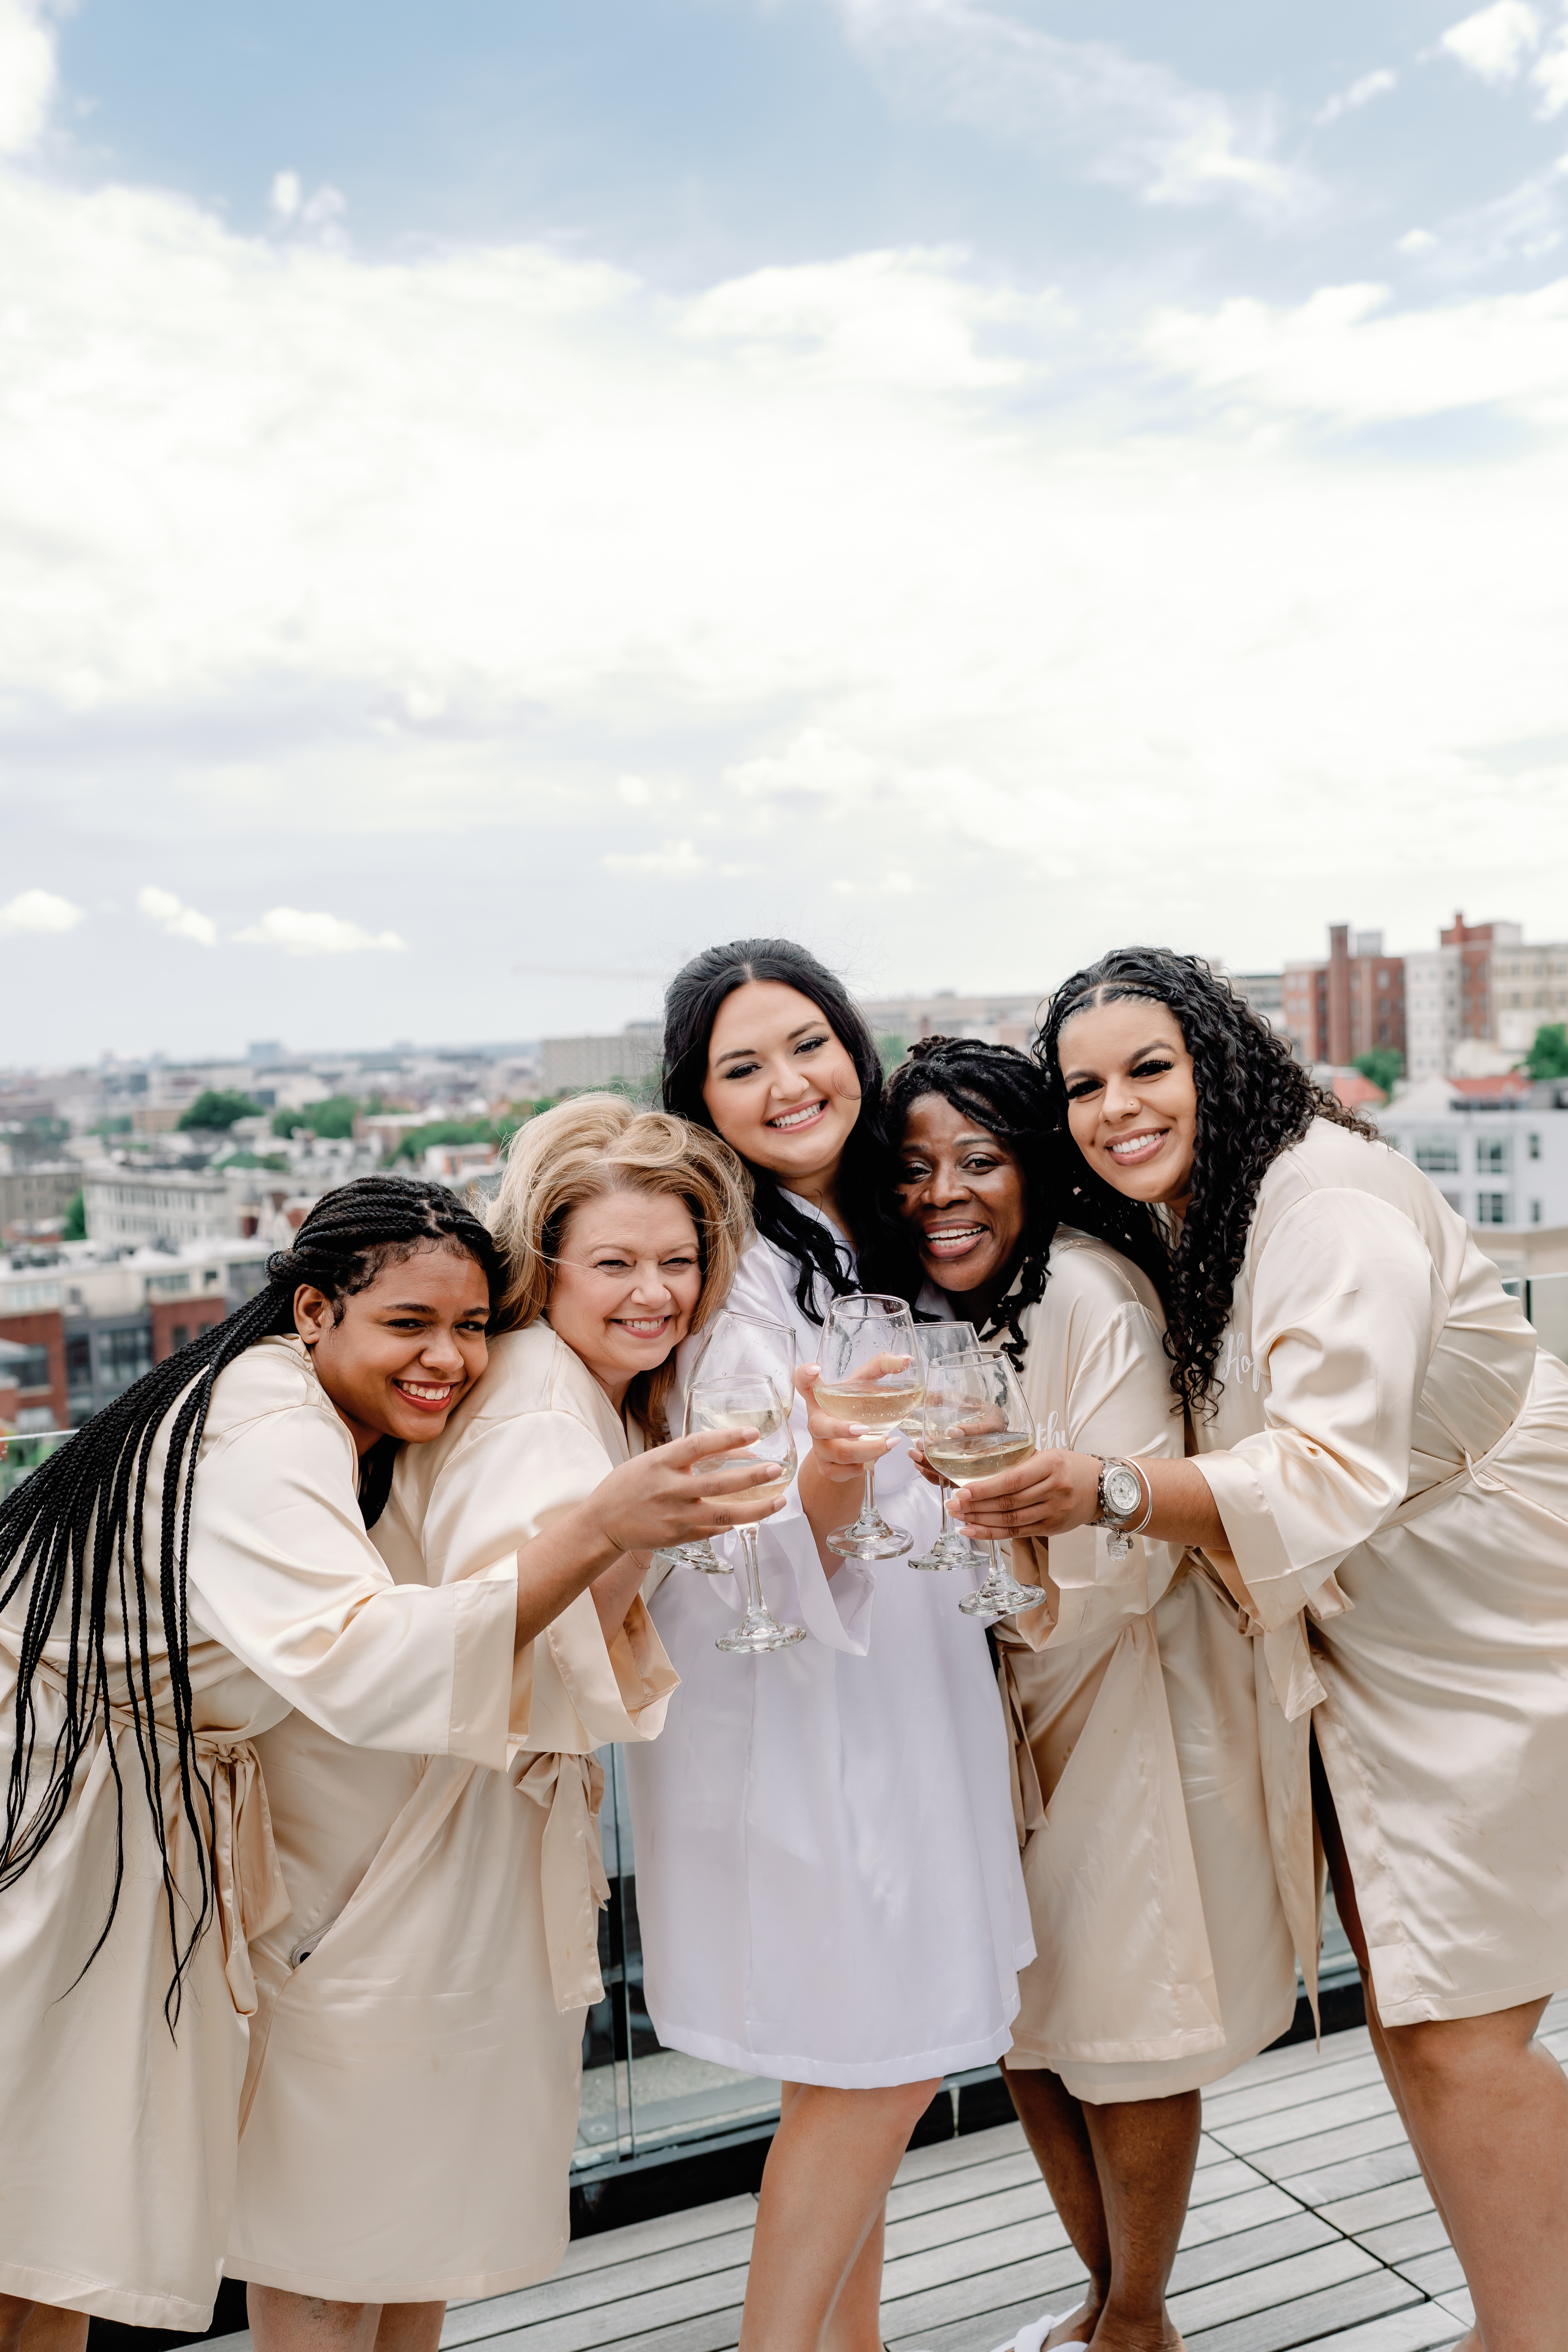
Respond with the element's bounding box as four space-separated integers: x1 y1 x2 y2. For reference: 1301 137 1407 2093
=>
907 1323 985 1571
687 1375 805 1652
669 1313 797 1575
920 1350 1040 1621
813 1293 924 1559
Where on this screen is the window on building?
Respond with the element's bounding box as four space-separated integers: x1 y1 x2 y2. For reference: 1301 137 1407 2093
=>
170 1324 190 1352
65 1334 93 1389
1477 1137 1511 1173
1415 1136 1460 1175
1476 1193 1510 1225
1532 1200 1543 1225
99 1326 153 1390
9 1345 51 1391
1530 1133 1542 1159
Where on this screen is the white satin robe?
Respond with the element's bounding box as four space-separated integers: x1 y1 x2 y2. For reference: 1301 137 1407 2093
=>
624 1210 1032 2088
0 1336 517 2330
978 1236 1296 2101
227 1322 676 2303
1191 1116 1568 2027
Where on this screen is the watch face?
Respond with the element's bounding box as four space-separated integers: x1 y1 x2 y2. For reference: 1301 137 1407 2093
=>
1104 1465 1143 1520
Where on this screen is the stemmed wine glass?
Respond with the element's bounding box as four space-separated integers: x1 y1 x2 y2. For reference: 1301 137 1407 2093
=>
813 1294 924 1559
686 1374 805 1652
906 1323 985 1571
920 1349 1040 1621
670 1313 797 1575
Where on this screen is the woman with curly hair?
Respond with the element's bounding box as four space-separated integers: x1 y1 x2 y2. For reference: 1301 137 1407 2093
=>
888 1036 1294 2352
954 948 1568 2352
229 1100 772 2352
627 941 1029 2352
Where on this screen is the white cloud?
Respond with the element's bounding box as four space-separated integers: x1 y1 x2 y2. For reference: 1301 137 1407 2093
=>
830 869 926 897
1316 69 1398 125
833 0 1308 216
0 887 82 933
0 0 56 156
1144 276 1568 422
136 884 218 946
235 907 405 955
601 841 752 879
1535 25 1568 113
270 171 302 221
1439 1 1541 83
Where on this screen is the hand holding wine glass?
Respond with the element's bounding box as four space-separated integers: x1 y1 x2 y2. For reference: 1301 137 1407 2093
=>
905 1322 982 1570
671 1311 797 1575
687 1374 806 1652
811 1294 923 1560
919 1350 1041 1621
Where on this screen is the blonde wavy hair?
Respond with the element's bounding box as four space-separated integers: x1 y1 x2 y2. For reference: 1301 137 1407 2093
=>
490 1093 752 1437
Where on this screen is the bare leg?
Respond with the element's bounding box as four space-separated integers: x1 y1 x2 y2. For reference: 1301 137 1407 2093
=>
1313 1745 1568 2352
1000 2062 1194 2351
0 2301 89 2352
737 2075 939 2352
372 2307 445 2352
1000 2063 1109 2347
1079 2097 1197 2352
249 2288 384 2352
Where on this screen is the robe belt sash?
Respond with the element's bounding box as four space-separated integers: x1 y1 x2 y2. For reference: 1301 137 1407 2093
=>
1233 1396 1534 1730
513 1746 611 2012
24 1657 292 2015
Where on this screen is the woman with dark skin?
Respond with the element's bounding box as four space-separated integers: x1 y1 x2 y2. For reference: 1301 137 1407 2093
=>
954 950 1568 2352
889 1039 1292 2352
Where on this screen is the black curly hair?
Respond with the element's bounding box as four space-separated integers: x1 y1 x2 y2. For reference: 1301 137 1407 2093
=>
0 1174 502 2025
883 1036 1062 1371
659 938 907 1321
1035 947 1373 1414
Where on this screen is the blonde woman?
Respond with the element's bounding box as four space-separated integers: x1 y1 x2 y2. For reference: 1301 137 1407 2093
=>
229 1098 772 2352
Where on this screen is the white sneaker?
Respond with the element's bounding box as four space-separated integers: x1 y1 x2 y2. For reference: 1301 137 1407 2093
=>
986 2318 1090 2352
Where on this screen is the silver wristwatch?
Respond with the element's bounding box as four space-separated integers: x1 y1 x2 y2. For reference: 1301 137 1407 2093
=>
1093 1456 1149 1561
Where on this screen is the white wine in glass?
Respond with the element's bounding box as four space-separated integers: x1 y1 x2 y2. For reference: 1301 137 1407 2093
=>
906 1322 984 1570
688 1374 805 1653
676 1312 797 1575
814 1293 923 1560
920 1350 1040 1621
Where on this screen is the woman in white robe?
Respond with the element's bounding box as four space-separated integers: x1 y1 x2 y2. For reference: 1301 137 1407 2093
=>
889 1035 1294 2352
955 949 1568 2352
0 1181 525 2347
229 1097 762 2352
627 940 1031 2352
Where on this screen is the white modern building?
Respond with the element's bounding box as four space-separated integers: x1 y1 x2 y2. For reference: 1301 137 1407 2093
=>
1403 946 1462 1082
1379 1076 1568 1233
82 1163 238 1246
1490 940 1568 1054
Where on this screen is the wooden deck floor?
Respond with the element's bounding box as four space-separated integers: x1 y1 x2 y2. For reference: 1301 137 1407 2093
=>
216 1991 1568 2352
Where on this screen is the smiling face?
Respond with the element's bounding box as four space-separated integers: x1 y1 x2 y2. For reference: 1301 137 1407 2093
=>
1059 997 1199 1210
894 1093 1027 1299
296 1242 491 1455
546 1186 703 1406
701 980 862 1189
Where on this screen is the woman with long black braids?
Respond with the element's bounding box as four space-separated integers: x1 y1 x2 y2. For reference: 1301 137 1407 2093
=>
955 949 1568 2352
625 942 1029 2352
0 1175 766 2351
888 1036 1293 2352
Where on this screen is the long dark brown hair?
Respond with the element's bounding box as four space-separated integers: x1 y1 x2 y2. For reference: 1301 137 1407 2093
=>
1036 947 1372 1412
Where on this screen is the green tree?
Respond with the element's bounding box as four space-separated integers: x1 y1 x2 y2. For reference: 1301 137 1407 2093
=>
876 1034 909 1074
176 1088 263 1131
1351 1048 1403 1102
388 1105 539 1164
271 1095 361 1140
62 1191 86 1241
1526 1023 1568 1080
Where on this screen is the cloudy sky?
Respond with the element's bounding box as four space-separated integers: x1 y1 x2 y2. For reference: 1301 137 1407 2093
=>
3 0 1568 1062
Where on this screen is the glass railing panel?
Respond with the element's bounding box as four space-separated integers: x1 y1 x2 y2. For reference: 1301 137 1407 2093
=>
0 1428 72 1501
1526 1271 1568 1363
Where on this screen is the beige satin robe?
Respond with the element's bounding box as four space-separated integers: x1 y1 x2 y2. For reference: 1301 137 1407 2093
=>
0 1336 517 2330
990 1236 1296 2100
227 1321 677 2303
1191 1117 1568 2027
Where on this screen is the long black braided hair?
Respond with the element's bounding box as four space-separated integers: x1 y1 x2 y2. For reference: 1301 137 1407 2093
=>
1035 947 1373 1415
0 1173 502 2025
882 1036 1064 1371
659 938 908 1321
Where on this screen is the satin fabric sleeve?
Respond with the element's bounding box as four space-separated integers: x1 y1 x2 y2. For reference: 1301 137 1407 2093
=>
185 1404 517 1771
677 1237 877 1655
418 1408 678 1754
1011 1292 1185 1654
1191 1188 1445 1630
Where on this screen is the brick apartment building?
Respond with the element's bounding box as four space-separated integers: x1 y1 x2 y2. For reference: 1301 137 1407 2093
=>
1283 926 1406 1065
